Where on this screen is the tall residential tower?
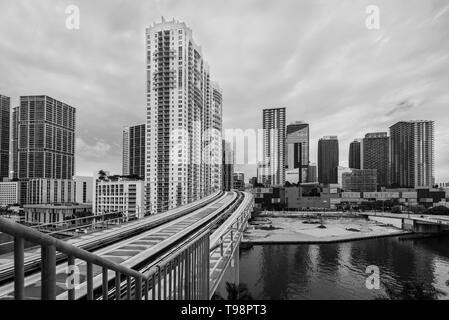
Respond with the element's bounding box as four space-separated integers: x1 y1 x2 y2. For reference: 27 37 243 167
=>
122 124 146 179
145 18 222 214
363 132 389 188
390 121 434 188
12 95 76 204
262 108 286 186
348 139 362 170
0 95 10 180
318 136 339 185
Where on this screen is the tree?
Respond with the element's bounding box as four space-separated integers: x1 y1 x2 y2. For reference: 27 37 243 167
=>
98 170 108 181
391 205 402 214
211 282 253 300
410 205 426 215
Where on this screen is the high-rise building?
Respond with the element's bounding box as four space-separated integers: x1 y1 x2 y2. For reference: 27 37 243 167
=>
122 124 145 179
390 121 435 188
286 122 309 183
12 96 76 204
145 18 222 214
12 96 75 180
318 136 339 185
262 108 286 186
363 132 389 188
207 83 223 194
122 127 129 176
0 95 10 180
349 139 362 169
222 140 234 191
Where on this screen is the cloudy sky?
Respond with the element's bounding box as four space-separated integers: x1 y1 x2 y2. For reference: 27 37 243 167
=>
1 0 448 182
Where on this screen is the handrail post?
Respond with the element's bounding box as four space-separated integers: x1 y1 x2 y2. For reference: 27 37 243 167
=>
102 267 108 300
87 262 93 300
68 256 75 300
14 237 25 300
145 278 149 300
41 244 56 300
126 276 131 300
135 277 142 300
115 271 121 300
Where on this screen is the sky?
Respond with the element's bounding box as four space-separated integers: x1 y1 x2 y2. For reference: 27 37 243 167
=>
0 0 448 182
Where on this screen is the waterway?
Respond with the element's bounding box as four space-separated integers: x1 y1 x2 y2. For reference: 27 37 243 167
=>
239 235 449 300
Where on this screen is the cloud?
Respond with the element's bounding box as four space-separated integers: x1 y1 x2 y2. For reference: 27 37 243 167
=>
1 0 448 182
76 138 112 159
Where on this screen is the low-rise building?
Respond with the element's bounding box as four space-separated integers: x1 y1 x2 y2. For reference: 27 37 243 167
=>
23 203 92 225
25 179 75 205
93 175 145 220
342 169 377 192
253 187 284 210
285 169 300 185
74 176 93 204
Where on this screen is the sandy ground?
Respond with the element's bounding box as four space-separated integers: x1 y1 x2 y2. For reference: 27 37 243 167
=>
242 217 410 244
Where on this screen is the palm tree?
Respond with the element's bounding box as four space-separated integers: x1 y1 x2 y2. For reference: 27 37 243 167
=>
211 282 253 300
98 170 108 181
225 282 253 300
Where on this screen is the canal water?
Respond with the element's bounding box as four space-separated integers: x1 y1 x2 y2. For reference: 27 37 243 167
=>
239 236 449 300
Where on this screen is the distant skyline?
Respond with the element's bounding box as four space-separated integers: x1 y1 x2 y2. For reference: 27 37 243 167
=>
1 0 448 182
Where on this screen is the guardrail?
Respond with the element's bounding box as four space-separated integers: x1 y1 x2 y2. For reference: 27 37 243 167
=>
0 191 223 283
0 191 249 300
209 192 254 297
0 217 146 300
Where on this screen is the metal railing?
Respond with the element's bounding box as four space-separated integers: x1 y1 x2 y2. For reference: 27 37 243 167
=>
0 212 127 252
0 217 146 300
209 192 254 297
0 191 252 300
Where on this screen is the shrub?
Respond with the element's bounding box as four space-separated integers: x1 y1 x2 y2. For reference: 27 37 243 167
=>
425 206 449 216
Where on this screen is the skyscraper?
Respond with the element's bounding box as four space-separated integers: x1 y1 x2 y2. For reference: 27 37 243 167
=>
122 127 129 176
363 132 389 188
390 121 435 188
206 83 223 195
262 108 286 186
122 124 145 179
318 136 339 185
286 121 309 183
348 139 361 169
12 96 75 180
0 95 10 180
12 96 76 204
222 140 234 192
145 18 222 214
